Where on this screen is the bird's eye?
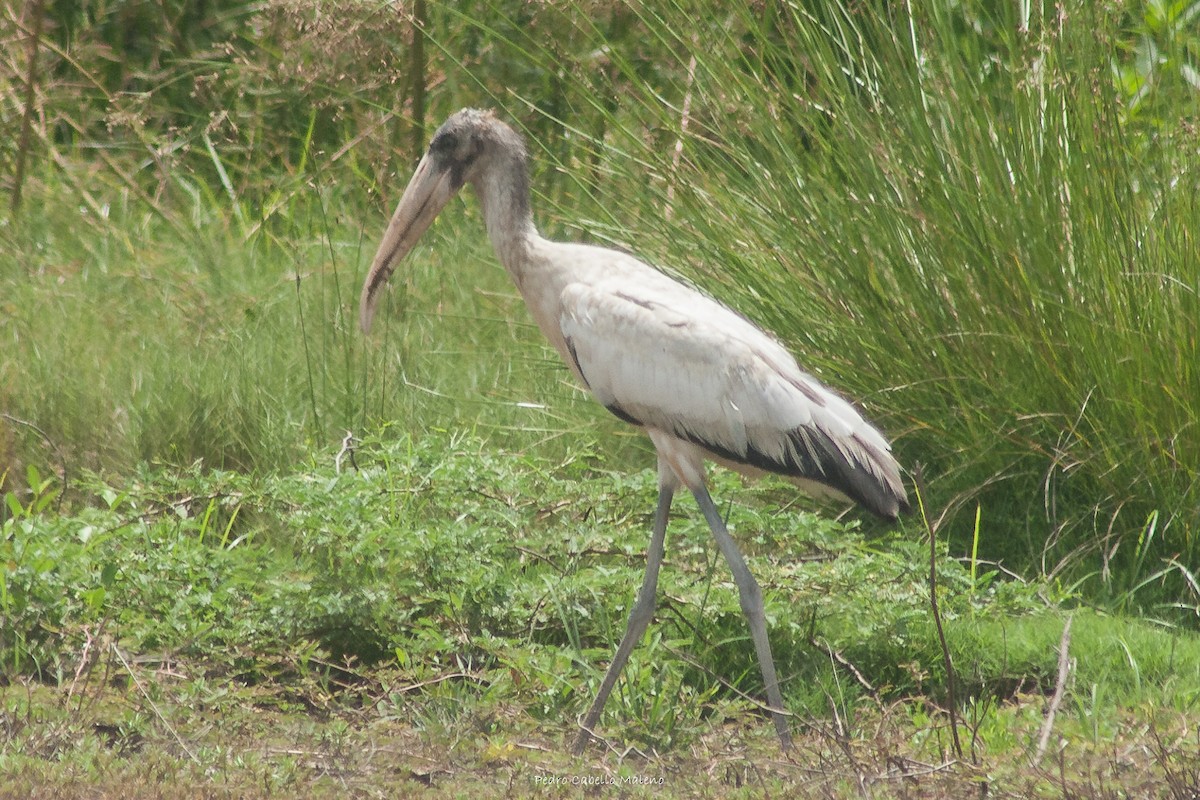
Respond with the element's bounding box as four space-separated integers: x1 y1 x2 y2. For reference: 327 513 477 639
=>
431 132 458 154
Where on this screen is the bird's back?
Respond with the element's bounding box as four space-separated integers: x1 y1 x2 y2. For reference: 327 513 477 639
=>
540 241 906 519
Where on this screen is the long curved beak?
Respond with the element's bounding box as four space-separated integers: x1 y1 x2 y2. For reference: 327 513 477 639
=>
359 153 459 333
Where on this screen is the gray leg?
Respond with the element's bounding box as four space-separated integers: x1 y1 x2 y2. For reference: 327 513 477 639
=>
692 485 792 751
572 474 676 754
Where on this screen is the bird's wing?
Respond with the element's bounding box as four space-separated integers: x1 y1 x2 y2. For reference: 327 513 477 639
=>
559 279 905 517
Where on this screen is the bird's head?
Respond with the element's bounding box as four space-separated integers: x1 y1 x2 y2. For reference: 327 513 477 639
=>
359 108 527 333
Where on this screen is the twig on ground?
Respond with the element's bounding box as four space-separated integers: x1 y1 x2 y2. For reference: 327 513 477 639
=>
808 635 878 697
111 643 200 765
335 430 359 473
66 624 103 707
1034 614 1074 762
390 670 487 695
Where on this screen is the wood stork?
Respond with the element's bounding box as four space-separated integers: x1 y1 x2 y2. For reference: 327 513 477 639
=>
359 109 906 754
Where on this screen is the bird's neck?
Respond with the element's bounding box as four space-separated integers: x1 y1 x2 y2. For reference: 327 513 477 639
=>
474 154 540 279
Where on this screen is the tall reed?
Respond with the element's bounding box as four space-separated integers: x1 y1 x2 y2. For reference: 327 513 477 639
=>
446 0 1200 615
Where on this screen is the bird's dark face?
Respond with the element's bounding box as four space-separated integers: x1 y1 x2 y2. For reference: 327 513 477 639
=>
359 109 502 332
426 111 491 191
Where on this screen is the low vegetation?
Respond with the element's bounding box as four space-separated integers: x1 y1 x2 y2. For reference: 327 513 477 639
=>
2 435 1199 796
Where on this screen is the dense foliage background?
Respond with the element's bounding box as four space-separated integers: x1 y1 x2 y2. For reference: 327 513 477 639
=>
3 0 1199 618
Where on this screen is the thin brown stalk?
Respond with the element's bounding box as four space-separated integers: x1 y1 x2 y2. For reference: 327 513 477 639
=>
664 35 698 221
914 463 965 762
409 0 428 159
11 0 46 215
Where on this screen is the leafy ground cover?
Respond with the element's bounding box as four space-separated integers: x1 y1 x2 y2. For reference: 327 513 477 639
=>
2 435 1198 797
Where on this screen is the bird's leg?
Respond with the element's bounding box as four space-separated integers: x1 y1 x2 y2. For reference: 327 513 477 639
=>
571 472 677 755
691 485 793 751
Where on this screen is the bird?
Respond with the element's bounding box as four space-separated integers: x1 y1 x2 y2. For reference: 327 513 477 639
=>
359 108 906 754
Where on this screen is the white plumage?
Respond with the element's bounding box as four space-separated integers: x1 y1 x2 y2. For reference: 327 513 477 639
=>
558 273 902 511
359 109 907 754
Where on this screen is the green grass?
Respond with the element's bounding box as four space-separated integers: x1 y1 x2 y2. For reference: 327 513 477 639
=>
0 177 613 480
1 435 1198 795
